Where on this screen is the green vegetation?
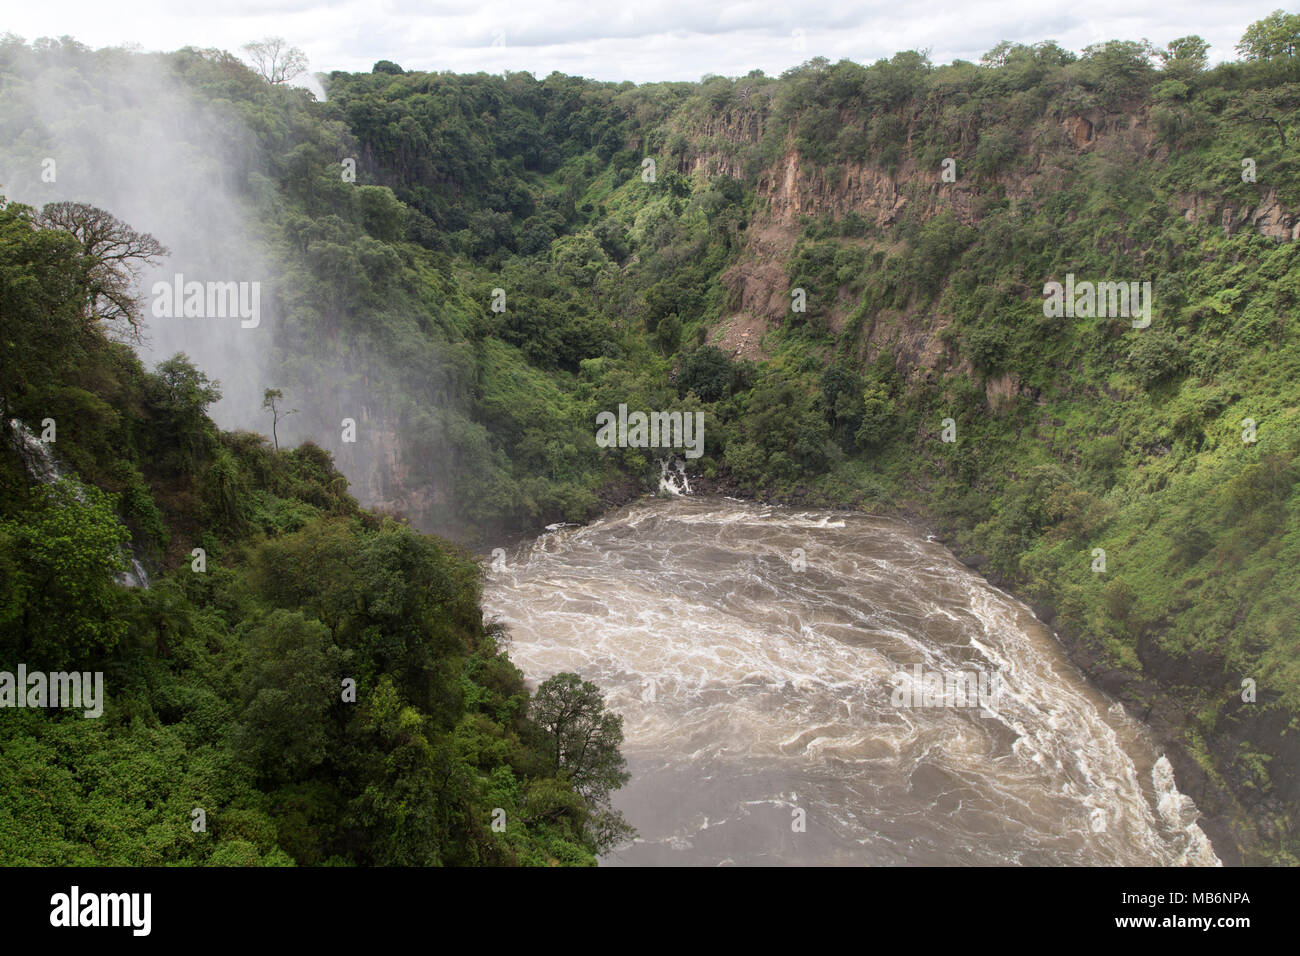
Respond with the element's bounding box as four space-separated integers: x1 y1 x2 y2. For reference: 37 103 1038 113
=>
1 10 1298 863
0 198 629 865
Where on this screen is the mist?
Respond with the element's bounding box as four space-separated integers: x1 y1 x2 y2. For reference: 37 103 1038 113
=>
0 37 440 526
0 38 278 430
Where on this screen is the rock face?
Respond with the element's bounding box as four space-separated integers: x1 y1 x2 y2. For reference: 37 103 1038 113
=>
356 422 445 531
684 110 761 181
1174 188 1300 241
760 150 929 228
1227 188 1300 241
682 102 1296 394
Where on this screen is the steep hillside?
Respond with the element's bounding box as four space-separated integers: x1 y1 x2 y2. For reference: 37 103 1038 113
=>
0 200 630 865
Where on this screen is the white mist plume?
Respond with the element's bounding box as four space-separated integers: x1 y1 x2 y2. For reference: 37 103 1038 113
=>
0 37 460 532
0 38 274 430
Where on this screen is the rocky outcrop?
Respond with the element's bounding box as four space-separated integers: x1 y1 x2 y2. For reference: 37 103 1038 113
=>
1174 188 1300 241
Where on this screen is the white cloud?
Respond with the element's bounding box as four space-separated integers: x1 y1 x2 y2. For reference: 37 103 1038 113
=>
5 0 1282 81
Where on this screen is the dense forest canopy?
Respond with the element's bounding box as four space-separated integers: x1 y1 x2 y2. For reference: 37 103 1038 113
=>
0 197 631 864
0 9 1298 864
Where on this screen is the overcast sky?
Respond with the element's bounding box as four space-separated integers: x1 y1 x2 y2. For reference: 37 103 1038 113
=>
5 0 1287 82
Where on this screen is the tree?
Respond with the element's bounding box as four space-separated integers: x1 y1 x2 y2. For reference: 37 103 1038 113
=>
551 233 612 289
1079 39 1158 103
242 37 308 85
355 185 408 242
1159 35 1210 73
853 387 897 451
1125 329 1186 389
529 673 633 854
1229 85 1300 147
1237 10 1300 61
530 673 628 802
981 41 1022 68
678 345 733 401
235 609 341 782
262 387 295 450
820 364 866 444
0 479 129 667
343 677 453 865
592 217 629 260
0 198 86 420
743 376 831 476
963 322 1013 374
654 313 682 355
146 355 222 473
36 201 168 334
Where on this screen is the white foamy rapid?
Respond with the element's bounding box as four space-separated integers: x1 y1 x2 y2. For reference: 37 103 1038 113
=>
482 498 1219 866
657 458 691 496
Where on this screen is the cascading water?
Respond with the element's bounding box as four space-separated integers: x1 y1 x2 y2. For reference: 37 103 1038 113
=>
116 557 151 590
7 418 62 483
657 457 691 496
6 418 150 590
482 497 1219 866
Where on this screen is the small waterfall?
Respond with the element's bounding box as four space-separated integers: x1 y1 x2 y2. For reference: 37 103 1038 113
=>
7 418 150 590
6 418 62 483
657 457 691 496
116 556 151 590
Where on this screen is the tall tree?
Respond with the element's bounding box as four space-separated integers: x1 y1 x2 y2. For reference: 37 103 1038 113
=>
529 672 634 853
0 199 85 419
36 201 168 334
262 387 295 450
530 673 629 802
1159 35 1210 73
1238 10 1300 61
242 37 309 84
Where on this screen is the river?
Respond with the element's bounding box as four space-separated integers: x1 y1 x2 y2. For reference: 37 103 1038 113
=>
481 497 1219 866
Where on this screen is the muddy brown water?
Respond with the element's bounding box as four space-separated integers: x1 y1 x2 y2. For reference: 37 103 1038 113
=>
482 498 1219 866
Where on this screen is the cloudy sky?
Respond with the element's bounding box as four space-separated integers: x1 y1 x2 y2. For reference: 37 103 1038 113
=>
5 0 1286 81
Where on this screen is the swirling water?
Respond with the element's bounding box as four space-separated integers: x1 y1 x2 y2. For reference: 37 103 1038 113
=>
482 498 1218 866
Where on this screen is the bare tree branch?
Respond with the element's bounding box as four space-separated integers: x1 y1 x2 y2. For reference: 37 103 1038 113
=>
242 37 308 85
37 201 169 334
